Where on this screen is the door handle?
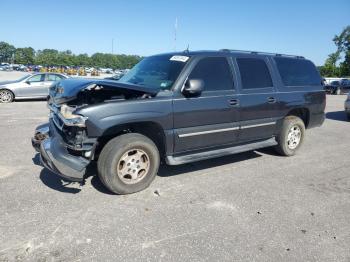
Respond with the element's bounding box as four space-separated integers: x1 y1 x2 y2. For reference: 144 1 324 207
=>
267 97 276 103
229 99 239 106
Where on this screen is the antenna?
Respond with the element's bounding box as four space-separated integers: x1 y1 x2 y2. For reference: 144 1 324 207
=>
174 18 178 51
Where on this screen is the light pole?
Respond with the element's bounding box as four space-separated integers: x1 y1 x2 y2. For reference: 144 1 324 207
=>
112 38 114 54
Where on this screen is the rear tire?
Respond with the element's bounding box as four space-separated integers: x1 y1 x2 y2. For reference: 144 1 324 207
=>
0 89 14 103
97 133 160 194
347 113 350 121
274 116 305 156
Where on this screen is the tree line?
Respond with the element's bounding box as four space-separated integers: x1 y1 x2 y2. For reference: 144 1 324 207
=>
1 26 349 75
0 42 142 69
318 26 350 77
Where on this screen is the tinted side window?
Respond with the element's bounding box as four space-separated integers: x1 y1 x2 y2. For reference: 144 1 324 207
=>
47 74 59 81
189 57 233 91
28 74 44 82
237 58 273 89
274 57 321 86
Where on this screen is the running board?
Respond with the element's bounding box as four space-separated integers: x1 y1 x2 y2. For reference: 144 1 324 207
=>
166 137 277 165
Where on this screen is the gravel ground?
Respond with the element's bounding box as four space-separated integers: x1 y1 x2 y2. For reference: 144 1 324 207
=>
0 73 349 261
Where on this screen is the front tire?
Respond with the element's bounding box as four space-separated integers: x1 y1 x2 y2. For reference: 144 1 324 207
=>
0 89 14 103
274 116 305 156
97 133 160 194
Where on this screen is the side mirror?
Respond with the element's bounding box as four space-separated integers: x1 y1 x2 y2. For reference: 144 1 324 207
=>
182 79 204 97
25 80 31 85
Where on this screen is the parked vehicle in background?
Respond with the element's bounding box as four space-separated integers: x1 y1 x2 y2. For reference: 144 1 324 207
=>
0 73 69 103
100 68 114 74
324 79 350 95
12 64 29 71
345 93 350 120
104 72 125 81
32 50 325 195
324 77 339 85
85 67 94 73
0 64 11 71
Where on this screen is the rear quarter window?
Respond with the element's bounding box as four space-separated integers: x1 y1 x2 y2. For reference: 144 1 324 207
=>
274 57 321 87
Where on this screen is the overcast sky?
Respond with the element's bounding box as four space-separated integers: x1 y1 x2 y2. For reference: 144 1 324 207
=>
0 0 349 65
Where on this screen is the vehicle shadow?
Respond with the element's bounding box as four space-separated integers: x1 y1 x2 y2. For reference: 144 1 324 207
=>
326 111 349 122
39 169 82 194
15 98 46 102
33 153 82 194
32 153 41 166
34 150 265 195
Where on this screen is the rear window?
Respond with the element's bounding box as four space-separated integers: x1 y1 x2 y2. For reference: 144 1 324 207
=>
237 58 273 89
274 57 321 86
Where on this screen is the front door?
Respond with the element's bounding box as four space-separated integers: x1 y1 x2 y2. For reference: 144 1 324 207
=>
173 56 239 154
19 74 46 97
234 56 277 142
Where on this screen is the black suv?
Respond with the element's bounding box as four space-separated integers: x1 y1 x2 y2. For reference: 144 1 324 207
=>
32 50 325 194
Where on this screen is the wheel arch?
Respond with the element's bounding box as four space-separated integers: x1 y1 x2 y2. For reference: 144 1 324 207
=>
95 121 167 159
0 88 15 101
286 107 310 128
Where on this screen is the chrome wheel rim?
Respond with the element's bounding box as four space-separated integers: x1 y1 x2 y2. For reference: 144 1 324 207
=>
116 149 150 184
287 125 301 149
0 90 12 103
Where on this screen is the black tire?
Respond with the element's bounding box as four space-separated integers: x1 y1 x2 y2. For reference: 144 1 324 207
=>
274 116 305 156
97 133 160 194
0 89 14 103
347 113 350 121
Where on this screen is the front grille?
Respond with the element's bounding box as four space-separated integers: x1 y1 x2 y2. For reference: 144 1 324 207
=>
52 113 64 131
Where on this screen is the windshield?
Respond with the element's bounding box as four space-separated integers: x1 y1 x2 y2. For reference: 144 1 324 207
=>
17 74 31 82
119 54 190 90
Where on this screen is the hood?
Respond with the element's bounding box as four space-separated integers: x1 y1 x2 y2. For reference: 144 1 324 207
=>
50 78 160 104
0 80 17 86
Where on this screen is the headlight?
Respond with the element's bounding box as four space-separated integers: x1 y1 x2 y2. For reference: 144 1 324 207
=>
60 104 77 119
60 105 87 127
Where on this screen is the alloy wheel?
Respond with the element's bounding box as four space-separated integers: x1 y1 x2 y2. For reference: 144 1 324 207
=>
287 125 301 149
116 149 150 184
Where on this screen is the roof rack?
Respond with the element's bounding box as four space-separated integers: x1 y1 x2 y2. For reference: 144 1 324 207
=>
219 49 304 59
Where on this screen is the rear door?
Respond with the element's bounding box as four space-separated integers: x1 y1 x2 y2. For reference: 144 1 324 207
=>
233 56 277 142
173 56 239 153
43 74 64 96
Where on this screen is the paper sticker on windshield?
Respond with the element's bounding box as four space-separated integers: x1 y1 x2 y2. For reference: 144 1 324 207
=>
170 55 189 62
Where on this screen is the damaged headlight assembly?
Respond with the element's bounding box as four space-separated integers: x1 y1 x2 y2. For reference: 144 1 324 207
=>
59 104 88 127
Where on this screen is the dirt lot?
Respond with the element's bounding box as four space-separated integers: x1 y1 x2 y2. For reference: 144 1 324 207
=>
0 74 349 261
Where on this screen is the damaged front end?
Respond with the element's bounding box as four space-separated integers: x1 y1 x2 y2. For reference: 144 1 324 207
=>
32 106 96 181
32 78 159 181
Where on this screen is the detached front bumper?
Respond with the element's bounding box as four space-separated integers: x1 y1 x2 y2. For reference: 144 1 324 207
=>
39 137 89 181
32 121 92 182
31 123 50 152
